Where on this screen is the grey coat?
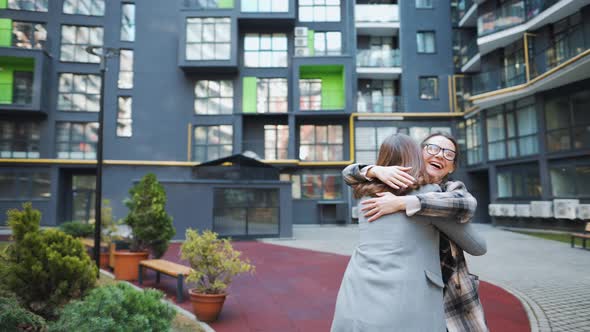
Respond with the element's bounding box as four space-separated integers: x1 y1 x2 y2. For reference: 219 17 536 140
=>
331 185 486 332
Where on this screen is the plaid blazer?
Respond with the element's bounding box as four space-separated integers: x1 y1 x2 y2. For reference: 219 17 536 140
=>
342 164 489 332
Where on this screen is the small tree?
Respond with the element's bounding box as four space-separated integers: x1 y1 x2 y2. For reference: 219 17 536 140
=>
181 229 254 294
123 173 175 258
2 203 97 319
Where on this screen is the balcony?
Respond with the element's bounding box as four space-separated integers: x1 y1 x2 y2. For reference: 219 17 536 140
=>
469 25 590 109
477 0 590 55
356 95 403 113
458 37 480 72
356 49 401 79
0 53 48 115
355 4 400 36
452 0 477 28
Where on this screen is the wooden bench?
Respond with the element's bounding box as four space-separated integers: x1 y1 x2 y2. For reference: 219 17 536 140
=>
571 222 590 249
138 259 193 302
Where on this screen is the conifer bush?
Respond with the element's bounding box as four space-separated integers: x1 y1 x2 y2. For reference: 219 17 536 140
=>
49 283 176 332
3 203 97 318
0 294 47 332
59 221 94 238
123 173 175 258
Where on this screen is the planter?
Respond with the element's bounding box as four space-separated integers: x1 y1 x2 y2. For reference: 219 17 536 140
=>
188 289 227 323
99 252 110 269
113 250 149 281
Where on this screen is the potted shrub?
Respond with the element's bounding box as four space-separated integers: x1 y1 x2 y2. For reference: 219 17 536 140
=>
180 229 254 323
114 173 175 281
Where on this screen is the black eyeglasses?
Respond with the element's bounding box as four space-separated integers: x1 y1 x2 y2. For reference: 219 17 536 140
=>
422 143 456 161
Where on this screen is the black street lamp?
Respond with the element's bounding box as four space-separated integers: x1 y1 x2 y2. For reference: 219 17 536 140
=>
86 46 119 273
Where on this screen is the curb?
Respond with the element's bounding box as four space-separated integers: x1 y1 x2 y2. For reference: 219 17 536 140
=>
99 269 215 332
482 278 551 332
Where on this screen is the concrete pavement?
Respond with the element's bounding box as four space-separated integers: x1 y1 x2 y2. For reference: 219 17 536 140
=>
262 224 590 332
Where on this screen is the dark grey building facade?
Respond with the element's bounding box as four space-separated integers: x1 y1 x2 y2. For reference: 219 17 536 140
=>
0 0 588 238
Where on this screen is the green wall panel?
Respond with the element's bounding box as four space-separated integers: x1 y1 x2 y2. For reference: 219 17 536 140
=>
242 77 257 113
300 65 345 110
218 0 234 8
0 0 7 9
0 18 12 47
0 57 35 104
0 70 13 104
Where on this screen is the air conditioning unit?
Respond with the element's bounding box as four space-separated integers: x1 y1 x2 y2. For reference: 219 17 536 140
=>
294 47 309 57
351 206 359 219
294 26 308 37
488 204 499 217
295 37 308 47
500 204 516 217
530 201 553 218
577 204 590 220
515 204 531 218
553 199 579 220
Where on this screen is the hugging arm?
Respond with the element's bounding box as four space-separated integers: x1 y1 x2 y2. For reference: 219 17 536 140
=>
430 218 487 256
343 164 477 224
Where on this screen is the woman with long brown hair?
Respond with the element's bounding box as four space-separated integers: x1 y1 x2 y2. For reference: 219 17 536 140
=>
331 133 486 332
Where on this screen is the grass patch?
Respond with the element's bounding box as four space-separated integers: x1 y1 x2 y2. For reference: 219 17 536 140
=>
97 273 205 332
512 231 583 246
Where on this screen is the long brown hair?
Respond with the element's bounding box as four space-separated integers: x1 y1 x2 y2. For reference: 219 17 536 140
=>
353 133 428 199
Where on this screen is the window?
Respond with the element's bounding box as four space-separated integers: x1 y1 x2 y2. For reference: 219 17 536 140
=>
12 72 33 105
60 25 104 63
195 80 233 115
121 4 136 42
357 80 399 113
194 0 235 9
355 126 396 164
118 50 134 89
192 125 233 162
7 0 48 12
550 163 590 198
486 99 538 161
12 21 46 49
299 125 343 161
63 0 105 16
257 78 288 113
417 31 436 53
241 0 288 12
71 175 95 223
56 122 99 159
0 171 50 199
186 18 231 61
496 165 541 198
57 73 101 112
419 76 439 100
545 90 590 152
0 121 40 158
244 33 288 67
264 125 289 160
299 0 340 22
416 0 433 9
314 31 342 56
293 173 342 200
299 79 322 111
213 188 279 236
117 97 132 137
465 117 483 165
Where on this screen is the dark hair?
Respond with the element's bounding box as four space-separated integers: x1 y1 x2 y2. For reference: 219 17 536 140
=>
352 133 428 199
421 132 460 165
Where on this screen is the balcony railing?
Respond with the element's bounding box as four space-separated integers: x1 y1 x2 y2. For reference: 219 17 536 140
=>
531 24 589 79
356 49 401 67
452 0 475 25
299 88 345 111
0 83 33 106
477 0 559 36
182 0 234 9
472 66 527 95
356 95 404 113
459 37 479 67
355 4 399 23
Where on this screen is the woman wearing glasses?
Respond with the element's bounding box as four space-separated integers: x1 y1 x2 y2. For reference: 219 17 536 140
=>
336 132 488 332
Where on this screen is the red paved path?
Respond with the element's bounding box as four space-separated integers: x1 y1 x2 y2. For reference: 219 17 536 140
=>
132 242 529 332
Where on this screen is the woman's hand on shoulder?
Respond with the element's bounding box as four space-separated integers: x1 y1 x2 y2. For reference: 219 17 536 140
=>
361 192 406 222
368 166 416 190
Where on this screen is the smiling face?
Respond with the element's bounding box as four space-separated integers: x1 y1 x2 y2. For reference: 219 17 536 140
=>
422 135 457 184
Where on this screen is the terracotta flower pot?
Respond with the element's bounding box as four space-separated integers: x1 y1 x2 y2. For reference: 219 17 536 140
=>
113 250 149 281
188 289 227 323
99 252 110 269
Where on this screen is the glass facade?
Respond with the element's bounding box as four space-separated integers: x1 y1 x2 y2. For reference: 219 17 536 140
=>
192 125 233 162
121 4 136 42
186 17 231 60
244 33 288 68
63 0 105 16
0 121 40 159
299 125 343 161
118 50 134 89
58 73 101 112
60 25 104 63
12 21 46 49
213 188 279 236
117 97 132 137
195 80 234 115
7 0 48 12
299 0 341 22
0 171 50 199
56 122 99 159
